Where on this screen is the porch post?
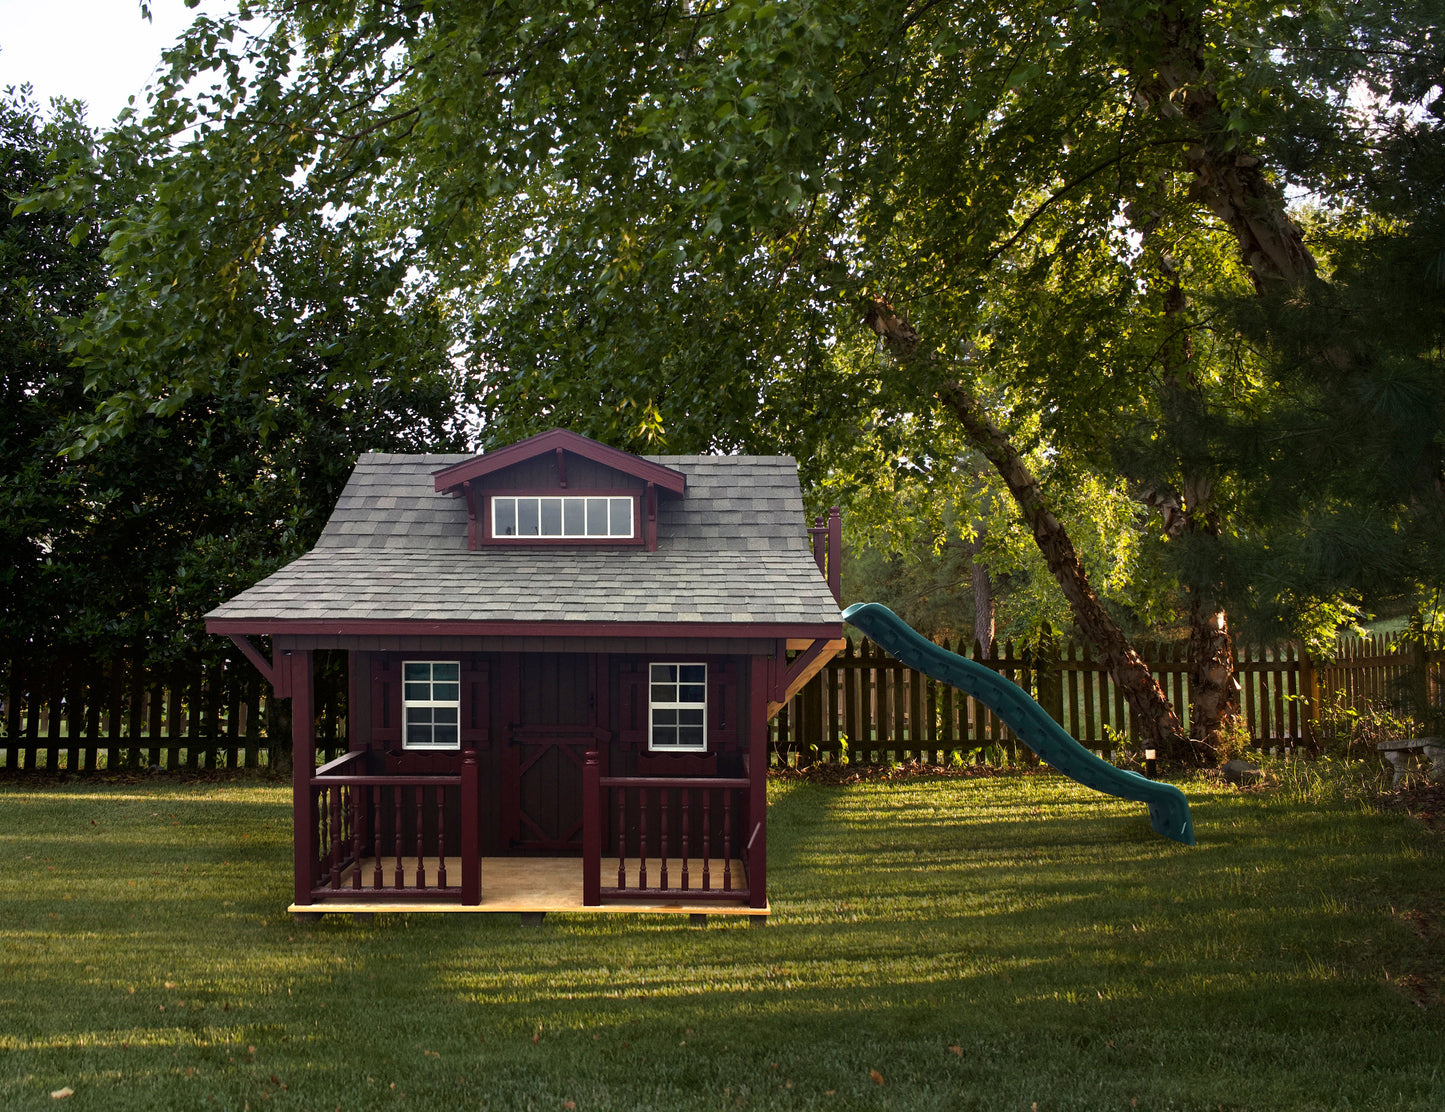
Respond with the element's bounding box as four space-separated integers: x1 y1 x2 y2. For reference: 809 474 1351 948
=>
747 657 769 910
582 749 601 906
461 745 480 905
291 649 316 905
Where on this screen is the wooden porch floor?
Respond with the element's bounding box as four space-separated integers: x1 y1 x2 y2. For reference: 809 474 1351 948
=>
291 856 762 917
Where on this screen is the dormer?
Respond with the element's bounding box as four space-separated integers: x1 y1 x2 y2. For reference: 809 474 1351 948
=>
431 429 688 552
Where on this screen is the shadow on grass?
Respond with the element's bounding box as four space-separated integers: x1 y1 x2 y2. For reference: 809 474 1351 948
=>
1 774 1442 1110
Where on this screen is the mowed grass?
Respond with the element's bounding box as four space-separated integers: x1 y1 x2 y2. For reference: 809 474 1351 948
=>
1 770 1443 1111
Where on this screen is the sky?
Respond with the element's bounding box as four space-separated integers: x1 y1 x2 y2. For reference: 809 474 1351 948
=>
0 0 232 126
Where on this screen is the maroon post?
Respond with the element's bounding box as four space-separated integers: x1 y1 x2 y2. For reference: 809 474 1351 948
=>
582 749 601 906
461 746 480 905
290 649 316 906
827 506 842 604
747 657 768 909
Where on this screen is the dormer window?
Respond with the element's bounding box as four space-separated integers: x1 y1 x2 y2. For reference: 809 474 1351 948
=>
430 428 687 551
492 495 634 539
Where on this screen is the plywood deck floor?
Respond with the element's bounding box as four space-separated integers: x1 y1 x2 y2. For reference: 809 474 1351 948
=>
290 856 762 917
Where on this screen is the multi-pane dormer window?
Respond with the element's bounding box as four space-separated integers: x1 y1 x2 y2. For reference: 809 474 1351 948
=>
430 429 686 551
492 495 634 539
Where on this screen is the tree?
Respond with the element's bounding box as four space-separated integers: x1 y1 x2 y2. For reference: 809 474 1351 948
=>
41 0 1445 758
5 85 471 670
1 87 114 668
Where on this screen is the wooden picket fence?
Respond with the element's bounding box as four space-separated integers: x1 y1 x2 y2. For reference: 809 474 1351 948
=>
0 651 349 774
2 633 1441 774
770 631 1445 767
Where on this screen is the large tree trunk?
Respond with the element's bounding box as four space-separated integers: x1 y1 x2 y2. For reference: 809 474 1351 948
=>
1186 590 1240 753
1134 7 1339 756
1133 245 1244 760
935 379 1191 758
1128 3 1319 288
864 298 1192 759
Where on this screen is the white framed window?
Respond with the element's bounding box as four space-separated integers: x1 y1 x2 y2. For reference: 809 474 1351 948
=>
491 495 634 539
402 661 460 750
648 663 707 752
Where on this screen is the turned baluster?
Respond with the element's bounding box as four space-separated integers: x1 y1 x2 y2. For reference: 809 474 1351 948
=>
437 787 448 889
681 791 691 891
341 784 351 852
616 788 626 889
372 785 384 889
329 785 342 889
414 786 426 888
393 786 404 889
351 784 363 890
638 789 648 890
316 787 329 885
722 789 733 891
702 790 712 891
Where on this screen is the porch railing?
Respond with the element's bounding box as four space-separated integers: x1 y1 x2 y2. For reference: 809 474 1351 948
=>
306 748 480 904
582 749 753 905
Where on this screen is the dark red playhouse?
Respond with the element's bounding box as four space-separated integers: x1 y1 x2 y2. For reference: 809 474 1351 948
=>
206 429 843 919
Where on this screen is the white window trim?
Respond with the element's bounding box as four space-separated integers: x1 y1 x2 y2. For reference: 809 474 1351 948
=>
647 662 708 753
490 494 635 539
402 660 461 751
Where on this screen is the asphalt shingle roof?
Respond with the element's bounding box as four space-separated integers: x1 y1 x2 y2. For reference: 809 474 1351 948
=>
207 452 841 627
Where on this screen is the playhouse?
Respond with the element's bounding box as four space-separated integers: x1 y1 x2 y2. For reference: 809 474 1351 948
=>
206 429 844 917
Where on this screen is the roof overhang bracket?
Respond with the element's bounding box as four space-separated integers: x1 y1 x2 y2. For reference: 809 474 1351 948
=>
766 637 846 719
229 635 285 695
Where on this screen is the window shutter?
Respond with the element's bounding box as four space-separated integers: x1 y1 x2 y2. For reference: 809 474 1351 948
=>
461 656 490 745
369 655 401 745
618 662 646 747
709 661 737 746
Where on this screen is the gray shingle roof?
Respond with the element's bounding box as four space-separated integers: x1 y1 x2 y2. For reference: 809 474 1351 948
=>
207 452 841 628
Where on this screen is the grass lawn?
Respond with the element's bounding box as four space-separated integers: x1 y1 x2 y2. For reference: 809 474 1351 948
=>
2 767 1443 1111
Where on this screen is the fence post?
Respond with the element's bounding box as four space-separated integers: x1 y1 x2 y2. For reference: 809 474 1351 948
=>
1298 647 1321 748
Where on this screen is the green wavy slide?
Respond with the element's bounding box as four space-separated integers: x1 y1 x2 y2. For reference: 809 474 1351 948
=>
842 603 1196 846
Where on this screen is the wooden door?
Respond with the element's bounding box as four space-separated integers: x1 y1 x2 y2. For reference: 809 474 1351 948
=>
502 653 609 852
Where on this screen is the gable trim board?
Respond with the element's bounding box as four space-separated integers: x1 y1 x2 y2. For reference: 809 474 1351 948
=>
432 428 688 497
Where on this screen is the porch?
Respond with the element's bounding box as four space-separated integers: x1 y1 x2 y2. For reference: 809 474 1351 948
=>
297 745 766 914
289 855 760 916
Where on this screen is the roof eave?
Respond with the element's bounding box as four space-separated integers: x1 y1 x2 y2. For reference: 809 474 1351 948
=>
206 617 841 639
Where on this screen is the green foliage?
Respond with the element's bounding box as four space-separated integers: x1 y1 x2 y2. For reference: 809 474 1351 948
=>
1213 714 1254 763
3 87 471 667
1 88 118 660
26 0 1445 653
1317 689 1422 762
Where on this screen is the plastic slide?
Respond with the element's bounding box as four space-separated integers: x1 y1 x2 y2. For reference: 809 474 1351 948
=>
842 602 1196 846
